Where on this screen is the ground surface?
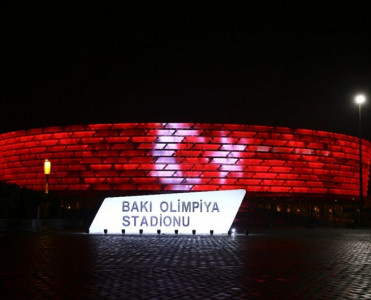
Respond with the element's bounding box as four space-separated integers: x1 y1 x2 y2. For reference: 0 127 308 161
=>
1 228 371 299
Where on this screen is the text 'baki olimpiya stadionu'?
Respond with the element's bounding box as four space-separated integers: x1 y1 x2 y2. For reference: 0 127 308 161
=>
0 123 370 200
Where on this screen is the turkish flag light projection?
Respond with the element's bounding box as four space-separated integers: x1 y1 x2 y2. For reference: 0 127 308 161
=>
0 123 370 197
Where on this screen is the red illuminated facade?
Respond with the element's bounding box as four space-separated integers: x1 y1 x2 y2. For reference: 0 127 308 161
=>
0 123 370 198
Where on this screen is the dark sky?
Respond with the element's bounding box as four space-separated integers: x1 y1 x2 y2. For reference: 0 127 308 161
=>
2 2 371 140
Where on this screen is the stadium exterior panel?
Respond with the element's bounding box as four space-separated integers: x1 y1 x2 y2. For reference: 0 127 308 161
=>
0 123 370 199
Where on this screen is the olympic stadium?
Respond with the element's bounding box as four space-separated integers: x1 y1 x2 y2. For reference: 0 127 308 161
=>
1 123 370 228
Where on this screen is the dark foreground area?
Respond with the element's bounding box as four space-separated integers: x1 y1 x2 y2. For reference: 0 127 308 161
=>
1 228 371 299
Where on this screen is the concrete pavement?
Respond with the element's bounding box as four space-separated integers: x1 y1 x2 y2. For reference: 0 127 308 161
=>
1 228 371 299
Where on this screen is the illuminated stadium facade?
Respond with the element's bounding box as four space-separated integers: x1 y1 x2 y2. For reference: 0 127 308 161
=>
1 123 371 226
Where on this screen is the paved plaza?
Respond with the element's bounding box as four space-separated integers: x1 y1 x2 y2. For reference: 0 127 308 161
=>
1 228 371 299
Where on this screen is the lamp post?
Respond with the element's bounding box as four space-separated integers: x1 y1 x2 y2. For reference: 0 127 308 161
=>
44 159 51 194
37 159 51 229
44 159 51 219
354 94 366 226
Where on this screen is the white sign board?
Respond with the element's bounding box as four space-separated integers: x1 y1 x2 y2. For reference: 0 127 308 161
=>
89 189 245 234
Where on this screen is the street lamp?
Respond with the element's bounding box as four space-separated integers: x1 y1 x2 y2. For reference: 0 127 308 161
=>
44 159 51 194
37 159 51 229
354 94 366 226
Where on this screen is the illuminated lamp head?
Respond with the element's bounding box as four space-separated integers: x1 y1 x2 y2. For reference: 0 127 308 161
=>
355 94 366 104
44 159 51 175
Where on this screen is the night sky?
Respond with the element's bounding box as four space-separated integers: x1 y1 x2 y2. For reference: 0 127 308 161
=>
2 2 371 140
